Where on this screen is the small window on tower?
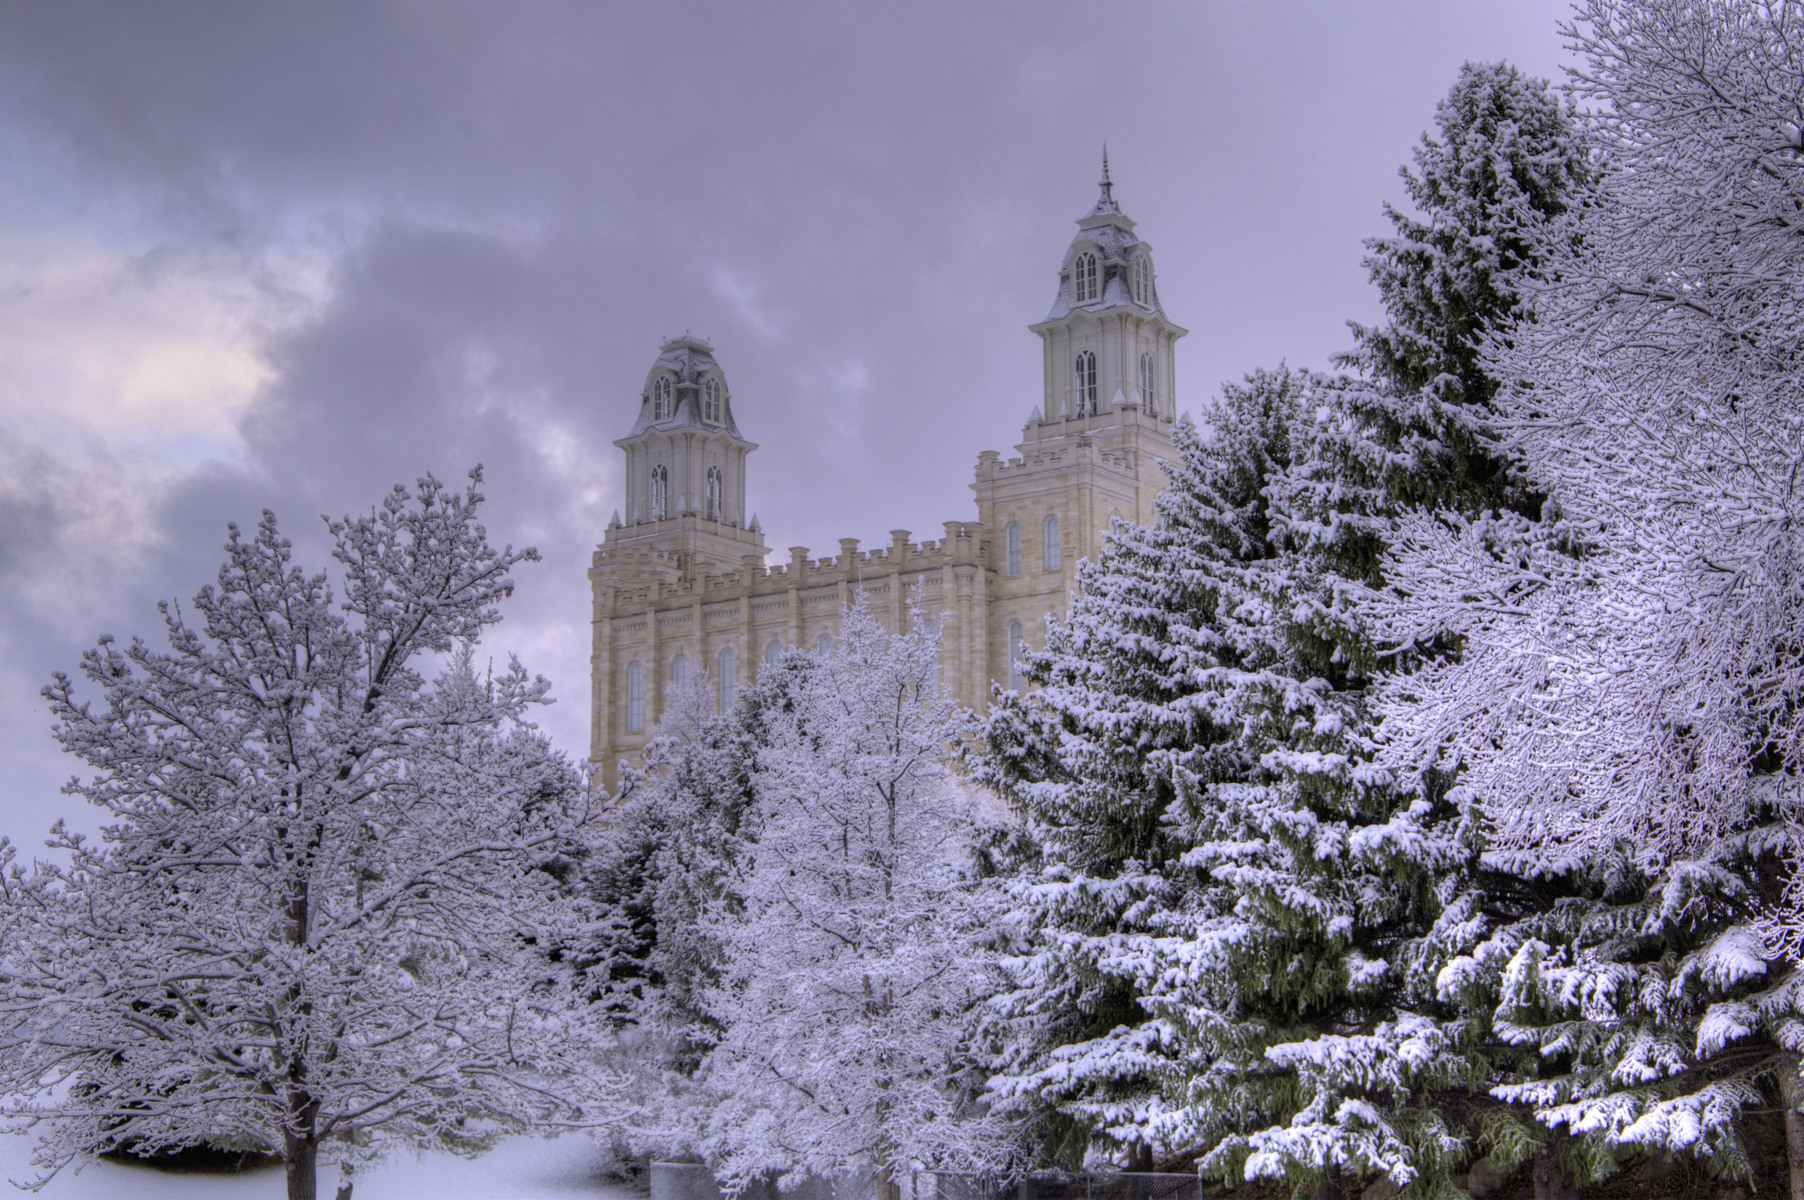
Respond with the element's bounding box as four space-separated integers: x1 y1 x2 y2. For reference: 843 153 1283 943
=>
1074 351 1097 415
1006 522 1022 576
1044 514 1061 571
1073 252 1099 304
718 647 737 713
1008 620 1025 691
1140 351 1156 414
671 653 688 692
653 376 673 422
650 465 669 520
625 661 644 733
706 466 723 521
703 376 723 424
1133 255 1152 305
817 633 835 657
765 639 784 668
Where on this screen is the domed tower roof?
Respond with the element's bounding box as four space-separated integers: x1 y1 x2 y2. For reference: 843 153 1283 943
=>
1043 150 1167 322
626 335 745 439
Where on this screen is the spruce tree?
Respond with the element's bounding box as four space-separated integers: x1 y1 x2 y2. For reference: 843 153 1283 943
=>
975 369 1308 1171
977 61 1595 1200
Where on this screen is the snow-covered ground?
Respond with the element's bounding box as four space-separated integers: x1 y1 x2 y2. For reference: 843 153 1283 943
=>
0 1131 644 1199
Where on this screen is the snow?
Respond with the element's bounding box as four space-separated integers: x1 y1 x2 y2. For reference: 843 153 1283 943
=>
0 1131 640 1199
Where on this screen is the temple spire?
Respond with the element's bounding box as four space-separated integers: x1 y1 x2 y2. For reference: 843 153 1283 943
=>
1093 145 1119 215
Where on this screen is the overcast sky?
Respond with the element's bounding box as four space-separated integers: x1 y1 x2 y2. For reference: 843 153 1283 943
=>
0 1 1576 845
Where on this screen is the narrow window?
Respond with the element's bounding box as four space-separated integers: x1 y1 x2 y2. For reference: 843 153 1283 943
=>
706 466 723 521
671 653 688 691
717 647 736 713
1073 252 1098 303
817 633 835 657
1008 620 1025 691
650 465 668 520
1044 514 1061 571
1073 351 1097 416
1006 522 1021 575
703 376 723 424
625 661 644 733
765 638 783 667
1133 256 1152 305
653 376 672 422
1139 351 1155 414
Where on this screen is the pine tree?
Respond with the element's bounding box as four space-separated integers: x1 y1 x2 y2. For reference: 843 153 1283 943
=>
976 61 1596 1200
974 369 1310 1171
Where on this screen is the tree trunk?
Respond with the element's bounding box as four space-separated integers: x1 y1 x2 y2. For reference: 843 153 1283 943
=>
1779 1054 1804 1200
876 1169 901 1200
1313 1168 1345 1200
1531 1147 1579 1200
334 1182 354 1200
286 1137 318 1200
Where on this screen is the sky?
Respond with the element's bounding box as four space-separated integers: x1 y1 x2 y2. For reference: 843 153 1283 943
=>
0 1 1577 846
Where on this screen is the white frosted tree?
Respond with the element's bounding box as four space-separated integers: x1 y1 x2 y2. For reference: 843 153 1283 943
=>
699 598 1012 1199
1363 1 1804 1190
0 471 606 1200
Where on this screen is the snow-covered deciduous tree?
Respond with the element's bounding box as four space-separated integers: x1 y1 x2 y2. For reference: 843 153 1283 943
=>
0 471 604 1200
699 598 1011 1199
1364 1 1804 1189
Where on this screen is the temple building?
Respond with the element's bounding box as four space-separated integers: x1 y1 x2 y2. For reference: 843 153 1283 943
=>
589 161 1186 788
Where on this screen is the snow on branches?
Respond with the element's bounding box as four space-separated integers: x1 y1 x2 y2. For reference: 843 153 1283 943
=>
0 471 607 1200
1369 0 1804 863
698 597 1011 1199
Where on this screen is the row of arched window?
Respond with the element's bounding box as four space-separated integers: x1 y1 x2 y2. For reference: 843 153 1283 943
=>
648 463 727 522
1070 251 1154 307
620 633 846 731
1004 514 1061 576
1069 349 1162 417
649 374 727 425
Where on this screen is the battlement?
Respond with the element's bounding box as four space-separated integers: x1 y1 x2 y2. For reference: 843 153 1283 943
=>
592 521 984 619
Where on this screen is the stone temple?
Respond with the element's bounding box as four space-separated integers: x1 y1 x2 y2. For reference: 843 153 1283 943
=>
589 160 1186 789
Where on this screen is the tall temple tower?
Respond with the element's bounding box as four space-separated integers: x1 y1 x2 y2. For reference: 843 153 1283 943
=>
973 153 1188 694
601 335 765 580
589 161 1184 790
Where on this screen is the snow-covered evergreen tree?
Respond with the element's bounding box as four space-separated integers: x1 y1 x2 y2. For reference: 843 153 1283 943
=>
973 370 1304 1171
0 472 605 1200
700 598 1010 1200
978 61 1596 1200
1364 2 1804 1192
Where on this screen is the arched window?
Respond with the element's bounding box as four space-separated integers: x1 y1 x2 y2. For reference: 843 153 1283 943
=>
765 638 784 668
1008 620 1025 691
717 647 736 713
625 661 644 733
650 465 668 520
702 376 723 424
671 653 688 692
1133 255 1152 305
1006 522 1022 576
1074 351 1097 416
817 633 835 657
1044 514 1061 571
1073 252 1098 304
706 466 723 521
1139 351 1156 414
652 375 673 422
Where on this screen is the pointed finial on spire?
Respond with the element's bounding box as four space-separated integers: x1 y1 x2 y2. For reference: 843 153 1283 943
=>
1100 145 1113 201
